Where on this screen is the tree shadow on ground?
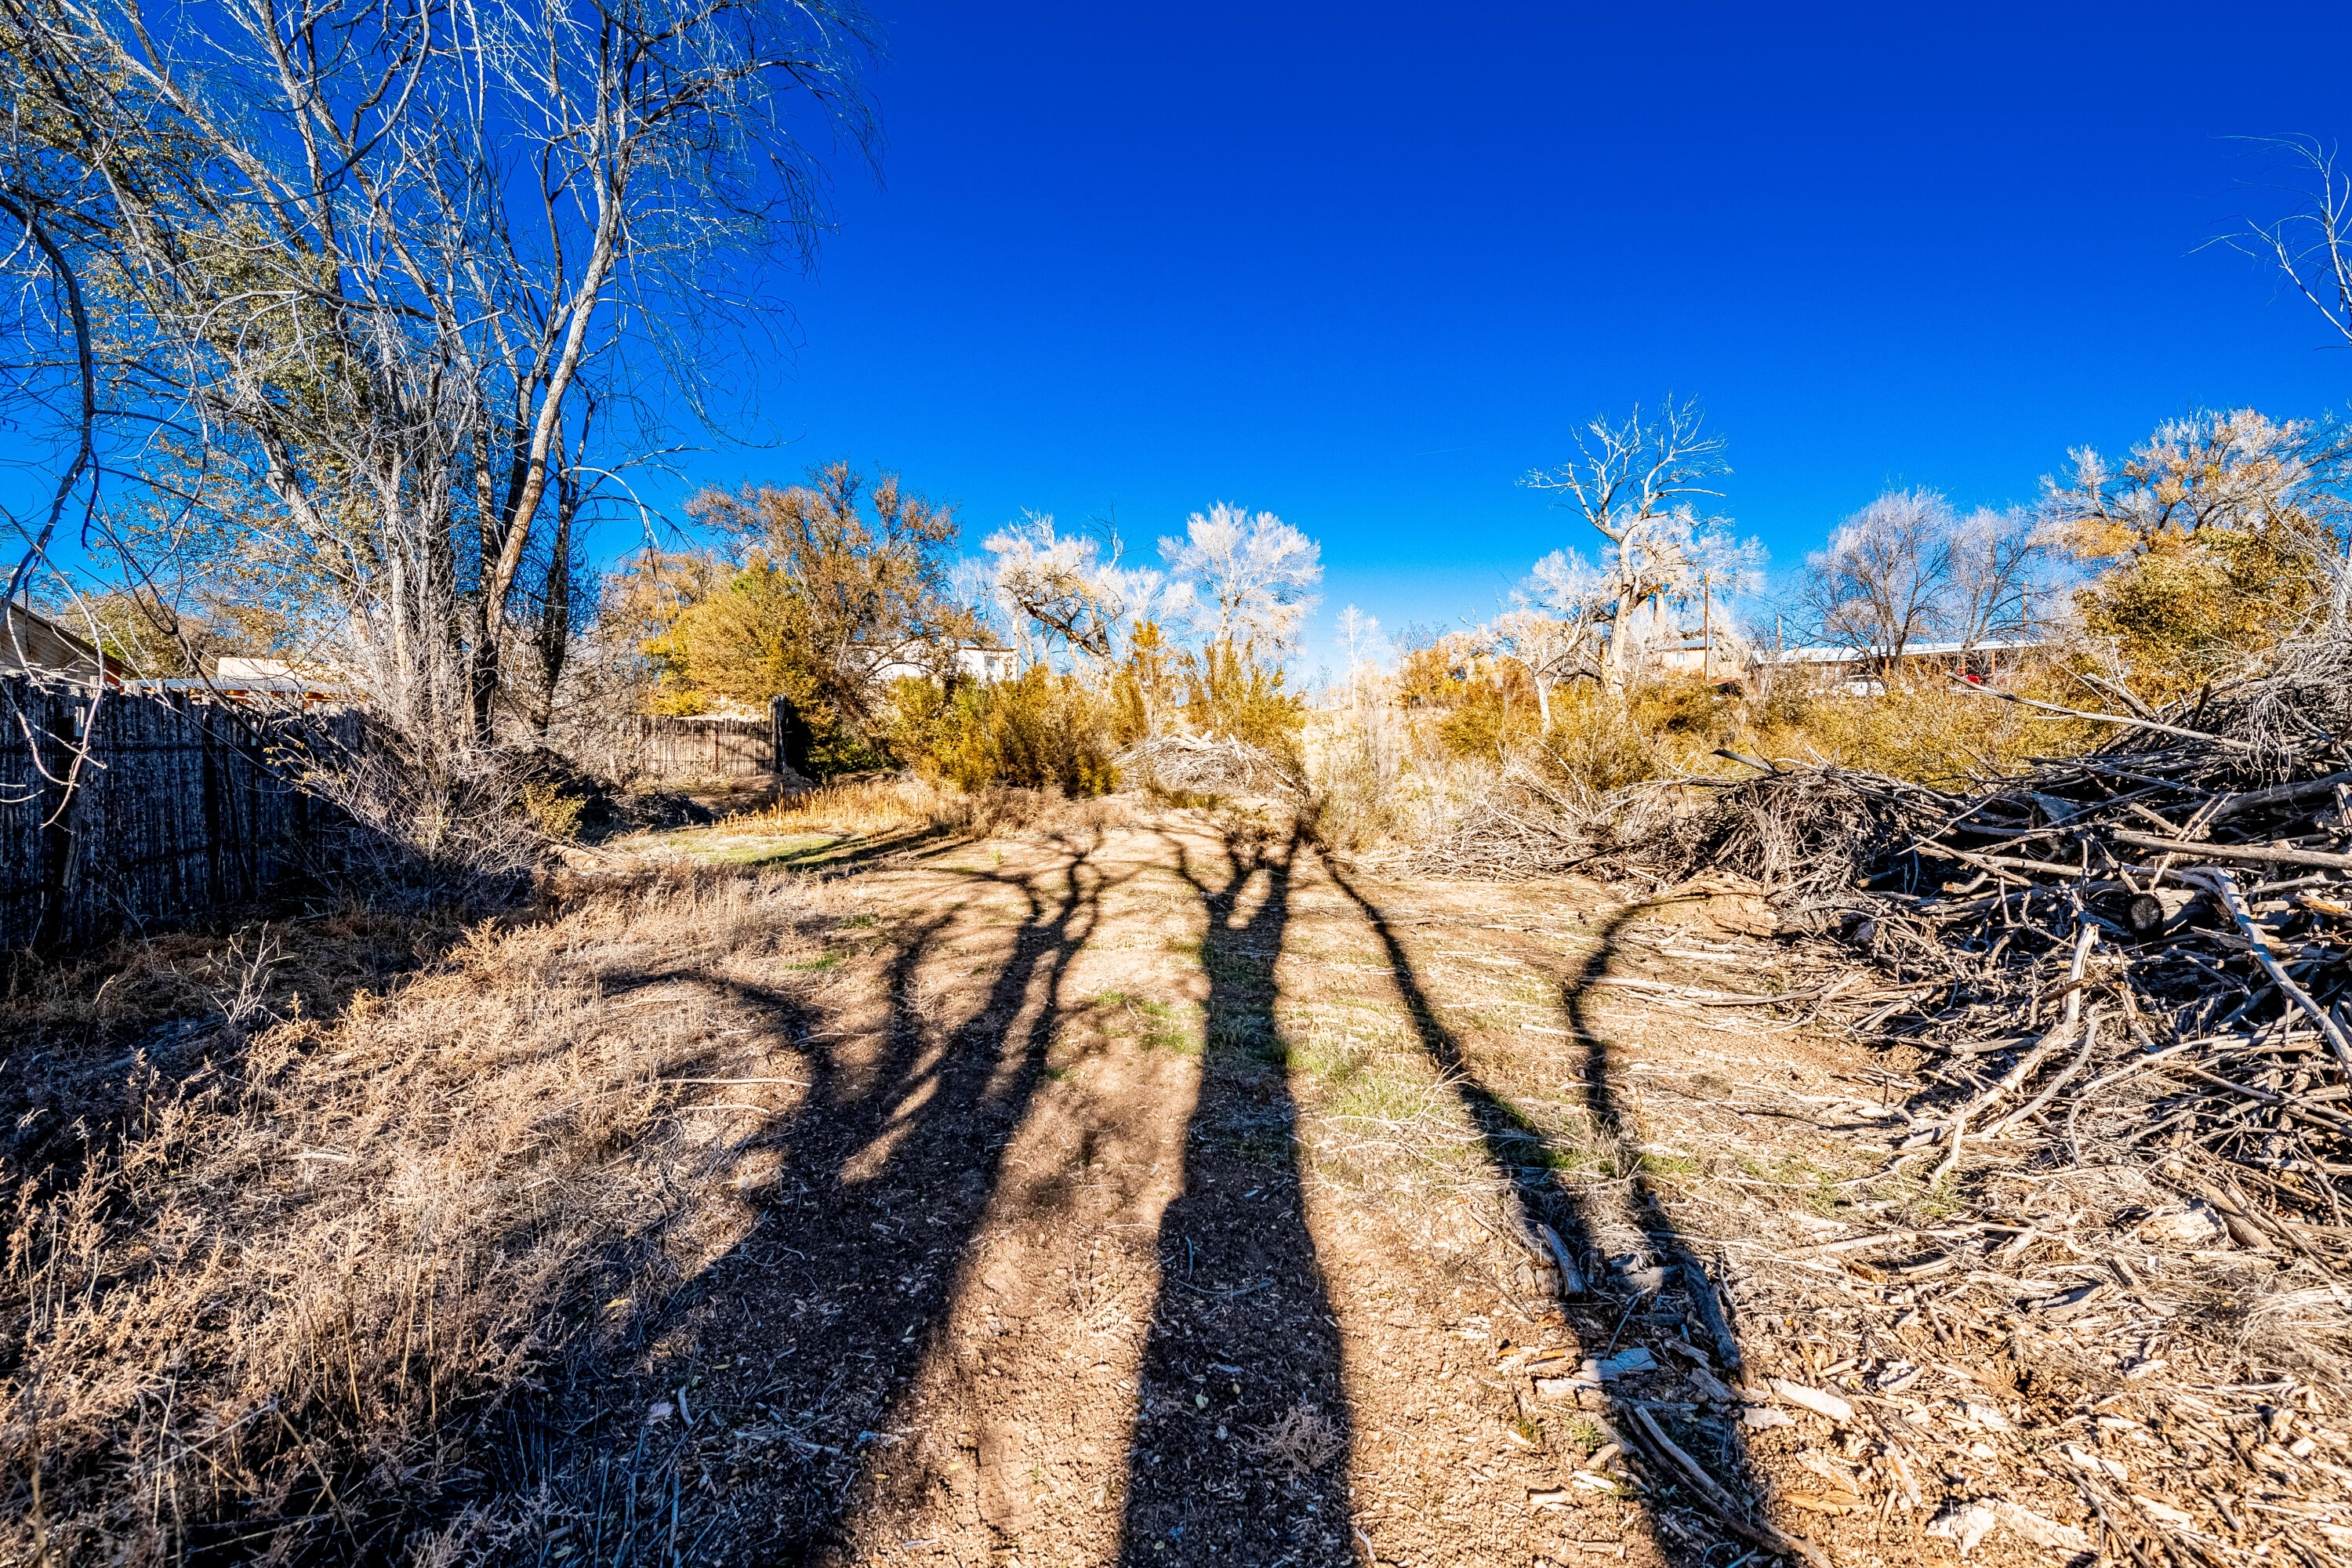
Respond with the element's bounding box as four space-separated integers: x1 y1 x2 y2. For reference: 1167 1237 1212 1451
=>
1323 863 1814 1568
523 833 1131 1566
1116 820 1356 1567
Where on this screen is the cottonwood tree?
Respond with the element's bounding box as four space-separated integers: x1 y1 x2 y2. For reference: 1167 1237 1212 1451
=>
2038 411 2336 685
1520 399 1757 688
0 0 878 748
1800 488 2052 684
1482 607 1597 728
1947 505 2046 652
1802 489 1961 674
1158 502 1323 653
678 465 972 712
985 513 1168 672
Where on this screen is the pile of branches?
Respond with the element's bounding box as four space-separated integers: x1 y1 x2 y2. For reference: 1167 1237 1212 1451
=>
1584 762 1937 916
1398 764 1596 878
1592 669 2352 1565
1630 673 2352 1232
1118 731 1307 800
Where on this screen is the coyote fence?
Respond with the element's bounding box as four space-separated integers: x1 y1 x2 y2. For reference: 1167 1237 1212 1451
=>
619 699 812 782
0 677 361 951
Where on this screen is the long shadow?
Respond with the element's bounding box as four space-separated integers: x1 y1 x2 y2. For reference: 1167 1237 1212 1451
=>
526 831 1131 1565
1116 821 1356 1566
1323 862 1806 1568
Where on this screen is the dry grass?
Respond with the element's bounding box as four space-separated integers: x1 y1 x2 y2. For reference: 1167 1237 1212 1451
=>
0 870 852 1562
719 775 960 838
717 775 1134 844
1316 659 2121 880
1250 1403 1345 1476
1746 672 2111 783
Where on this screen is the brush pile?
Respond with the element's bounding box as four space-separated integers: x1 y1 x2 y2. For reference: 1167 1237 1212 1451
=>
1118 731 1308 800
1583 667 2352 1566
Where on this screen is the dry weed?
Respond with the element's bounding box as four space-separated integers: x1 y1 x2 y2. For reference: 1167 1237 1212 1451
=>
719 775 1133 844
1250 1403 1345 1475
0 869 849 1561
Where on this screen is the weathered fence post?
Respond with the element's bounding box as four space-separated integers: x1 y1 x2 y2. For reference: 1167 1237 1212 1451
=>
769 695 811 779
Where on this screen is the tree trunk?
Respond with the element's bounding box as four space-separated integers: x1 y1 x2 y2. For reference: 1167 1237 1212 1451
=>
470 419 502 746
532 486 575 736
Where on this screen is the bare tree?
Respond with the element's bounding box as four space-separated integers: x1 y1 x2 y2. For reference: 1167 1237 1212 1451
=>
1520 398 1748 688
985 513 1166 672
1801 488 1960 677
1157 501 1323 653
2234 137 2352 354
1336 603 1381 715
1483 608 1597 728
1947 504 2047 651
0 0 878 750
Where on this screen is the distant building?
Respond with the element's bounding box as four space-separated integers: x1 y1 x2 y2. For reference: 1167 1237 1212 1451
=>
867 643 1018 685
2 602 125 688
1754 638 2042 695
133 655 350 706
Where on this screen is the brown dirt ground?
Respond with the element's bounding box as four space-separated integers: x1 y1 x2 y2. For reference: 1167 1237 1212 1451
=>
518 808 1988 1568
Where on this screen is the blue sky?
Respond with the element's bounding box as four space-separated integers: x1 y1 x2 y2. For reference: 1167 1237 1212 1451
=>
657 1 2352 676
27 2 2336 677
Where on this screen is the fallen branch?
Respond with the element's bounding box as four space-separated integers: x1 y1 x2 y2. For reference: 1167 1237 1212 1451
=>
2187 868 2352 1076
2113 830 2352 873
1624 1406 1828 1568
1951 684 2259 751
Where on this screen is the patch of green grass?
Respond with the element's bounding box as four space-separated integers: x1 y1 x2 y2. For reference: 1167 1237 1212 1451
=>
783 952 841 972
1322 1069 1441 1133
681 832 844 867
1128 997 1196 1056
1905 1180 1965 1221
1285 1036 1367 1083
1163 935 1203 960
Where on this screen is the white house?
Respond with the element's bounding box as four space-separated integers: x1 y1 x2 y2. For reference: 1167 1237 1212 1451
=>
867 643 1018 686
1752 638 2043 695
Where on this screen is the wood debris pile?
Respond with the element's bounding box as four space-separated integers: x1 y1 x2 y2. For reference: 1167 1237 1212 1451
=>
1582 673 2352 1566
1406 764 1592 877
1116 731 1307 800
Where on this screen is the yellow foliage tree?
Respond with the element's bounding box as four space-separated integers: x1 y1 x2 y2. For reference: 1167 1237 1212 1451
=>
2039 410 2341 694
617 466 975 773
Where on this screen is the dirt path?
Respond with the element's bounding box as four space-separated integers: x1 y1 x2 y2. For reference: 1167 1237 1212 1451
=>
535 811 1944 1568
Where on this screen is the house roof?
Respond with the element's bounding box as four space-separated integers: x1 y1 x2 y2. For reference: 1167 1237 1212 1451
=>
1757 638 2043 666
2 601 125 684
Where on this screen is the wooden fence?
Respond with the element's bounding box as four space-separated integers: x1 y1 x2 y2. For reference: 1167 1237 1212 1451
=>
619 699 811 782
625 715 774 778
0 677 361 951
